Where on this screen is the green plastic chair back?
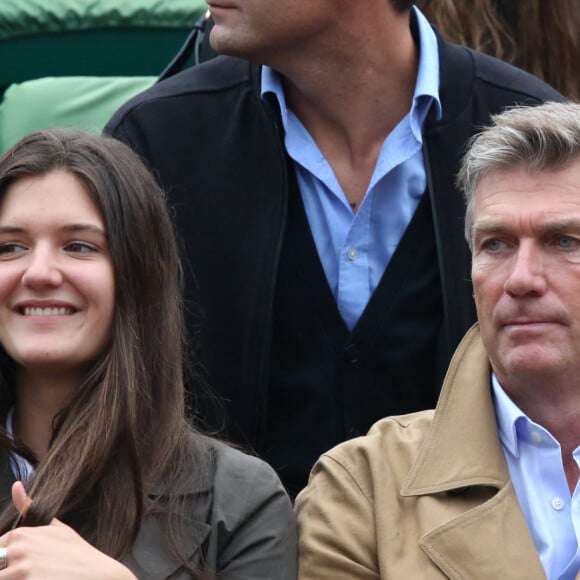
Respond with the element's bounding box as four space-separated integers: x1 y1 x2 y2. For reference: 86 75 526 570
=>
0 0 207 92
0 76 155 153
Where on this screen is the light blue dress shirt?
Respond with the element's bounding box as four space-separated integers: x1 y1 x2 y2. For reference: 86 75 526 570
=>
261 7 441 330
6 406 33 481
492 374 580 580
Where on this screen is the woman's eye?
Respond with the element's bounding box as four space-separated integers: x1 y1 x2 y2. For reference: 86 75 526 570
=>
65 241 97 254
0 242 26 256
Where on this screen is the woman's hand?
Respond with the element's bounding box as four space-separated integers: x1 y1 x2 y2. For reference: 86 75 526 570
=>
0 482 136 579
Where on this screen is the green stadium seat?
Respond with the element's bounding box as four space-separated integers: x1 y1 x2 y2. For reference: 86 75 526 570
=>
0 76 155 153
0 0 206 153
0 0 206 93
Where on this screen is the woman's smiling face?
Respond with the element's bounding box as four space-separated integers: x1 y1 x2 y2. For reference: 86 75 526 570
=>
0 170 115 378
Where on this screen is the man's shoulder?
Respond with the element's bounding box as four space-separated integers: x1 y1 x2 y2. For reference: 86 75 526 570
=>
467 48 563 101
435 35 565 126
152 55 256 96
321 411 436 482
106 56 259 132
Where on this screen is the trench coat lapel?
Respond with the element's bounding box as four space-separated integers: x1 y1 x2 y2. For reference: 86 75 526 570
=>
401 325 546 579
419 482 545 579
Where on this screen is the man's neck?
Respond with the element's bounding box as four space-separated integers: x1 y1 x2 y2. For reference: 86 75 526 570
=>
269 7 418 209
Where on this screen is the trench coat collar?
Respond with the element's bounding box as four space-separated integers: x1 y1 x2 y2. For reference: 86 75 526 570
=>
401 324 549 579
402 324 506 495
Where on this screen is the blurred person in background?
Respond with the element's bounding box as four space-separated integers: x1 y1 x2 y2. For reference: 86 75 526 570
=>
418 0 579 100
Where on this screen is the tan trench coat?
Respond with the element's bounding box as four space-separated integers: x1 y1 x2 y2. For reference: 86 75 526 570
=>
296 324 574 579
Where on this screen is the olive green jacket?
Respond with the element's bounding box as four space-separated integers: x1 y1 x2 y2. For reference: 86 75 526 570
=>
0 439 297 579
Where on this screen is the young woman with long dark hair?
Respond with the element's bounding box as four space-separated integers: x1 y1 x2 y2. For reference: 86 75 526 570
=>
0 128 296 579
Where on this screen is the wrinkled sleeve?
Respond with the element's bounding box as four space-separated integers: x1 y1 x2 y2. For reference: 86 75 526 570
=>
216 454 297 580
295 453 380 580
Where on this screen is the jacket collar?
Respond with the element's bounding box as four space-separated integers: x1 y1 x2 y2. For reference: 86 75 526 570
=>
400 325 548 578
123 491 212 579
401 324 507 496
123 440 216 578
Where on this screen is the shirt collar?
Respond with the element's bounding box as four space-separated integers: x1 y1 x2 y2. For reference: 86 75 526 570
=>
260 5 442 136
6 406 34 481
491 372 526 458
491 373 560 459
410 5 442 136
261 65 289 127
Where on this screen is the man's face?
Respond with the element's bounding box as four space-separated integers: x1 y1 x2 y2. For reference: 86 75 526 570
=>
206 0 339 64
471 161 580 389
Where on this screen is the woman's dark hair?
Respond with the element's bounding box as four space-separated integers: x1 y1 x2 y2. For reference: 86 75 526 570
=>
0 128 210 573
418 0 579 100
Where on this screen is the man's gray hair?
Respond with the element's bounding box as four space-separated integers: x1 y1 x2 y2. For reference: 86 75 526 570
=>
457 101 580 249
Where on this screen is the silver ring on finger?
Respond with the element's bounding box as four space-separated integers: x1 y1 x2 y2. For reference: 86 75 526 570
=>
0 546 7 570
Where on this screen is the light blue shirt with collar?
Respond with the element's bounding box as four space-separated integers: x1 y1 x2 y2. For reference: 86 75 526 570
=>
261 6 442 330
6 406 34 481
492 373 580 580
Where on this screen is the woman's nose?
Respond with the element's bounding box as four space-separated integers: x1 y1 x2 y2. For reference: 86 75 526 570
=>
21 246 64 288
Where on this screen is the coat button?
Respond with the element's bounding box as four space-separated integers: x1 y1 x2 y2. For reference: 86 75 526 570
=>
344 343 360 364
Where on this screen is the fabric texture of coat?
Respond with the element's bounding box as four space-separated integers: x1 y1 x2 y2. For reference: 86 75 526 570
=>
295 325 566 579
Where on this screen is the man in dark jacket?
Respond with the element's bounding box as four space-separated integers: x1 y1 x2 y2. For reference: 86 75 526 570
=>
105 0 563 496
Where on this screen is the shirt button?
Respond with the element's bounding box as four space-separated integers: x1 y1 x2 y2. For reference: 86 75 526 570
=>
530 430 543 444
552 497 565 511
347 248 358 261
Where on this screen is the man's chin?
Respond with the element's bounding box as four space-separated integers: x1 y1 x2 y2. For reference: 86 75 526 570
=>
498 345 566 380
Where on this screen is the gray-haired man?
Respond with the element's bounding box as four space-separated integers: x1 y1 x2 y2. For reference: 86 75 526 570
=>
297 102 580 579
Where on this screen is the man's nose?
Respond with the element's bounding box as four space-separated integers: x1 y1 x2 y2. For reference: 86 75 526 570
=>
503 242 547 297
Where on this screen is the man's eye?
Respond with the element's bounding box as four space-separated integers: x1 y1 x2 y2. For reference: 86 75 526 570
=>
557 236 579 249
482 239 504 252
0 242 26 256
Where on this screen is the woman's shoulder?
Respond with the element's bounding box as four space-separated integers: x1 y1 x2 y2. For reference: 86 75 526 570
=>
196 436 298 578
147 434 296 577
202 436 289 507
160 432 290 503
